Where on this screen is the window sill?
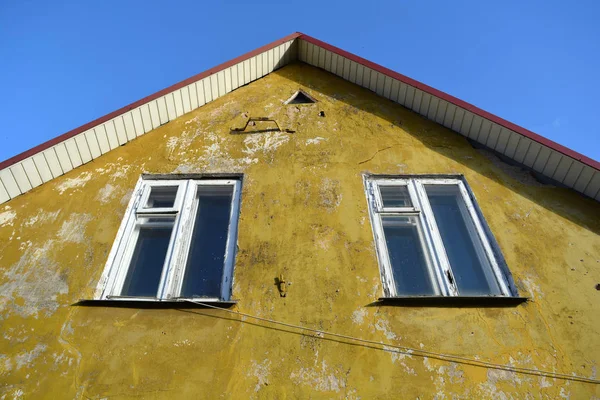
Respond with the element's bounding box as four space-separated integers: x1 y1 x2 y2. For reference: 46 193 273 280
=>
376 296 528 307
74 298 238 309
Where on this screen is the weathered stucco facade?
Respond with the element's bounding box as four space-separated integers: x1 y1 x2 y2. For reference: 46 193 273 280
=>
0 63 599 399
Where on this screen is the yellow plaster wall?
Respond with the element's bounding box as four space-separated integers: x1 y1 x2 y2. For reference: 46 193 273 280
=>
0 63 598 399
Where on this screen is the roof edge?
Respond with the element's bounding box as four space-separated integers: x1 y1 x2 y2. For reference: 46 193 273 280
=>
0 32 303 171
298 34 600 171
1 31 597 173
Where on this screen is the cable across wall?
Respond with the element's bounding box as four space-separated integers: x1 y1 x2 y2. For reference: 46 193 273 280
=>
184 300 599 385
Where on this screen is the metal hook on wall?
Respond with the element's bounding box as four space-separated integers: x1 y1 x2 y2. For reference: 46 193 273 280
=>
230 117 295 134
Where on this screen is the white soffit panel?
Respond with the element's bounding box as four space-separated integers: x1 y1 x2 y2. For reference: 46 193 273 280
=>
0 35 596 204
298 37 598 200
42 148 64 178
0 37 297 204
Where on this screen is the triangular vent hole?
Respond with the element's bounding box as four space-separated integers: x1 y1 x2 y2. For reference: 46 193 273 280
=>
285 90 317 105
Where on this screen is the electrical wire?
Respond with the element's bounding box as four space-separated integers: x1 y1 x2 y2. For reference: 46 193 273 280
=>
184 300 599 385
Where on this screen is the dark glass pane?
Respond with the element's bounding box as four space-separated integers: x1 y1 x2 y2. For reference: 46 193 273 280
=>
380 186 412 208
382 216 436 295
426 185 501 295
180 186 233 298
121 222 174 297
146 186 178 208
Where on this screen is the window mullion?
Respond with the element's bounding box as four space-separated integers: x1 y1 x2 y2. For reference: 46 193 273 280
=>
161 180 196 299
456 182 510 295
375 212 398 297
98 178 144 299
366 184 397 297
413 181 458 296
371 182 383 211
110 225 144 297
220 181 242 301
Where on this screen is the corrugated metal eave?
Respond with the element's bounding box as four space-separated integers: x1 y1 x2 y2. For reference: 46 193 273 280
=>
296 37 600 202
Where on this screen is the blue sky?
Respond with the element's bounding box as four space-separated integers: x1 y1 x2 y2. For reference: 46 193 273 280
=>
1 0 599 162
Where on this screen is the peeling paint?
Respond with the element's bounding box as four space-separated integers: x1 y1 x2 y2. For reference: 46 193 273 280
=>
247 359 271 392
96 183 116 203
23 210 60 228
0 210 16 227
319 178 342 212
374 318 397 340
55 171 92 194
351 309 367 325
243 131 290 156
57 213 92 243
15 344 46 370
0 63 598 398
0 240 68 318
290 360 347 392
306 137 327 145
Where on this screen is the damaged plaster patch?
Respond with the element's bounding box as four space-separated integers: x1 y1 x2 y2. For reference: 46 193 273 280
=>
438 363 464 384
166 137 179 154
539 377 552 388
243 131 290 155
290 360 346 392
384 346 415 375
173 131 258 173
95 162 131 180
374 318 397 340
120 189 134 206
247 359 271 392
0 240 68 318
96 183 116 203
24 210 60 228
0 210 16 227
15 344 47 370
312 225 339 251
486 367 520 386
351 309 367 325
55 172 92 194
559 387 570 399
478 366 525 398
110 165 130 180
173 340 193 347
319 178 342 212
1 355 12 375
521 276 544 300
306 137 327 145
57 213 92 243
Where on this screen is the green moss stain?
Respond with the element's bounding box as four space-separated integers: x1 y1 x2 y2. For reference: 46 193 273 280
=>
0 63 598 399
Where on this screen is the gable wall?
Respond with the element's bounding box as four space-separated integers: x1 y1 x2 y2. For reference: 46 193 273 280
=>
0 64 598 398
0 37 298 204
297 37 600 201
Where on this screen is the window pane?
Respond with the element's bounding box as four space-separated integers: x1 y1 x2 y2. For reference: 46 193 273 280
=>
382 216 436 295
121 219 174 297
146 186 178 208
380 186 412 208
426 185 501 295
180 186 233 298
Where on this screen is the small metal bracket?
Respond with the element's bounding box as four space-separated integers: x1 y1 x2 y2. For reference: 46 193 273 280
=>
230 117 295 134
277 274 287 297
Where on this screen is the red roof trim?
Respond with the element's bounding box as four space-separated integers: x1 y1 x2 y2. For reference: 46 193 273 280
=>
299 34 599 171
1 31 597 172
0 32 302 171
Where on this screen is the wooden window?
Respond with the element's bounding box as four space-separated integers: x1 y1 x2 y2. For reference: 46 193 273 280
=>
365 176 518 298
95 176 242 302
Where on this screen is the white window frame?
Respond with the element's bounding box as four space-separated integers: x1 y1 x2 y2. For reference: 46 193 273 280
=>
94 175 242 302
365 175 517 298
